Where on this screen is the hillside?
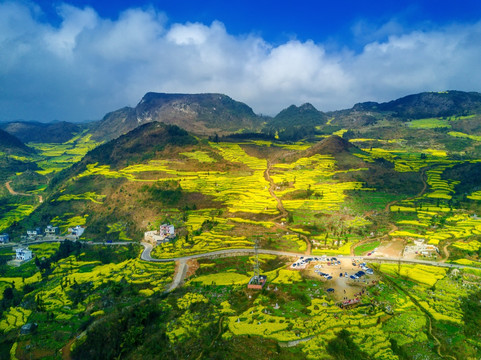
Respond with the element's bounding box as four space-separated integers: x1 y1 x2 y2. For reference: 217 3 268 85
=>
25 122 227 241
304 135 358 157
0 128 33 155
91 92 262 141
84 121 198 169
0 121 86 144
0 129 39 184
265 103 328 140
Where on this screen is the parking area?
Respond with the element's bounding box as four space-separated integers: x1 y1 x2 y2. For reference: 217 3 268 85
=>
291 256 380 302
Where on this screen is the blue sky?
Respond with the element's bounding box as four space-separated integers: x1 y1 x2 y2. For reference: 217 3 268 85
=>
2 0 481 121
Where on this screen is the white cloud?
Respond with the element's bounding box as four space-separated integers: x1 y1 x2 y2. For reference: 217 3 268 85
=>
1 2 481 122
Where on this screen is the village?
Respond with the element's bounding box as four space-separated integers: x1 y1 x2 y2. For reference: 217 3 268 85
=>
0 224 86 267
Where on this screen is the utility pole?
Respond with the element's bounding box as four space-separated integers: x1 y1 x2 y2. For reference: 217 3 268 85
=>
252 239 260 284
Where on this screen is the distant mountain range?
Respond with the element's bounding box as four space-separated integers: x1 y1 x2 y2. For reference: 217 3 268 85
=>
351 91 481 119
2 90 481 144
0 121 88 143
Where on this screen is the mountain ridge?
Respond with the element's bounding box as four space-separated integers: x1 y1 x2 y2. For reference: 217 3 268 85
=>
91 92 262 142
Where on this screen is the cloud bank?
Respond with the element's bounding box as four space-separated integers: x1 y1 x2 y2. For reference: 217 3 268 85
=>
1 2 481 122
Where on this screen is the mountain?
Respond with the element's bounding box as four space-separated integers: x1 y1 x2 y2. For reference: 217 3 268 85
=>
272 103 327 127
304 135 358 157
0 121 86 143
30 122 222 242
84 121 197 169
0 129 39 182
91 92 262 142
351 90 481 119
264 103 328 140
0 128 33 154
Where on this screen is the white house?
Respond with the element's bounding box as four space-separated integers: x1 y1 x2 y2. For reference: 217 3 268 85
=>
0 233 9 244
144 224 175 245
27 228 41 238
44 225 59 235
16 247 33 261
160 224 175 236
68 225 85 237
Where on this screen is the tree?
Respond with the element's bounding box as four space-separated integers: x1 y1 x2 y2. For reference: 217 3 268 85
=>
326 329 372 359
2 287 13 302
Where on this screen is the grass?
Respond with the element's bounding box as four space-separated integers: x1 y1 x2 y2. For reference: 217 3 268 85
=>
0 204 35 232
408 118 451 129
4 134 481 359
448 131 481 142
354 240 380 256
179 150 216 163
188 272 251 285
55 192 106 204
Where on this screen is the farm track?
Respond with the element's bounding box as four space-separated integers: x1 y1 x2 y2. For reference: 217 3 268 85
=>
441 243 451 263
264 162 288 220
5 181 43 203
384 166 431 212
264 162 312 254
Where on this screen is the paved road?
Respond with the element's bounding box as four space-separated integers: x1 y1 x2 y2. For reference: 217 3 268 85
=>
0 237 134 248
139 242 477 270
140 242 480 292
4 237 473 272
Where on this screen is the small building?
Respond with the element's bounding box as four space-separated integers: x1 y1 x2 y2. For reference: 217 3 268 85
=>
160 224 175 237
0 233 9 244
15 247 33 261
157 234 176 245
44 225 59 235
20 323 38 335
247 275 267 290
144 224 175 245
68 225 85 237
27 228 41 238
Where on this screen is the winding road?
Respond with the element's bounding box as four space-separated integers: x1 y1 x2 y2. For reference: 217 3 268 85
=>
140 242 476 270
2 235 475 294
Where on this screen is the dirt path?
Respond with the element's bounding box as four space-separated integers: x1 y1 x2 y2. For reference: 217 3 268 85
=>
441 243 451 263
61 338 75 360
264 162 288 220
5 181 43 203
384 166 430 212
264 162 311 254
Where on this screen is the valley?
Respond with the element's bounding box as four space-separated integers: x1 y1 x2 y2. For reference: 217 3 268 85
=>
0 91 481 359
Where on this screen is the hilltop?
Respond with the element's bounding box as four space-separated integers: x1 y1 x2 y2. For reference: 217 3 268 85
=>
304 135 357 157
84 121 198 169
265 103 328 140
91 92 262 141
352 90 481 119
